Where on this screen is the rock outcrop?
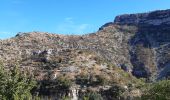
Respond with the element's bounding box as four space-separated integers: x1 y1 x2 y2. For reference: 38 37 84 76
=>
101 10 170 79
114 9 170 26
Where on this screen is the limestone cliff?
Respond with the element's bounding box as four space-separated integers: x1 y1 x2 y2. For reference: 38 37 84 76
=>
102 10 170 79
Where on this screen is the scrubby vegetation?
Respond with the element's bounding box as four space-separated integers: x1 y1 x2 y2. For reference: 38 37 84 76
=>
1 60 170 100
141 80 170 100
82 92 103 100
101 84 125 100
0 62 37 100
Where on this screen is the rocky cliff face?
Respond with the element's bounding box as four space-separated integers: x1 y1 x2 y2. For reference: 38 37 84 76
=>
114 9 170 26
113 9 170 80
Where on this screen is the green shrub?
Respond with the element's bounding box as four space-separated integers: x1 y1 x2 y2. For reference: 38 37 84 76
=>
76 73 108 86
101 84 125 100
0 62 37 100
90 75 108 86
76 74 89 86
141 80 170 100
82 92 103 100
56 75 72 90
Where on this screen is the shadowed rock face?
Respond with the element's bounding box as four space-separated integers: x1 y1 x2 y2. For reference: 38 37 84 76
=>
1 9 170 81
114 9 170 26
91 9 170 80
113 9 170 79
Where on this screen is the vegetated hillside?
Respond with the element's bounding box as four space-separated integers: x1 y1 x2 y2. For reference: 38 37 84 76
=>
0 9 170 99
0 32 142 99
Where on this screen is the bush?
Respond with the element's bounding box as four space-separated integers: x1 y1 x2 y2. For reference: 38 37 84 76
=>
82 92 103 100
56 75 72 90
37 75 72 98
76 73 108 86
0 62 37 100
141 80 170 100
101 84 125 100
94 75 108 86
76 73 89 86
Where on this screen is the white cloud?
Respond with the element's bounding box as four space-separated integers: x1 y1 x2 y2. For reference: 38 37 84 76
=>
75 24 89 33
0 32 10 34
11 0 23 4
56 18 90 34
0 31 13 39
65 17 74 23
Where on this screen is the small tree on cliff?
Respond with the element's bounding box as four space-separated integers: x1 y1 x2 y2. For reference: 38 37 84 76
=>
0 62 37 100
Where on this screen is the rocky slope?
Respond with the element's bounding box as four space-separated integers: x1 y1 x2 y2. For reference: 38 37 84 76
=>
0 32 142 99
98 9 170 80
0 9 170 99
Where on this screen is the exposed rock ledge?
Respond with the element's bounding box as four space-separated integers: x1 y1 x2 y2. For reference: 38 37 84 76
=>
114 9 170 26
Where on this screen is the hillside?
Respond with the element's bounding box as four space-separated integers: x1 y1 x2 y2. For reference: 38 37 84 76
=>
0 31 143 99
1 9 170 99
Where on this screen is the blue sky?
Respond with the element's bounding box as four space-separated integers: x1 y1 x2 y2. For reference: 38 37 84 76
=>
0 0 170 39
